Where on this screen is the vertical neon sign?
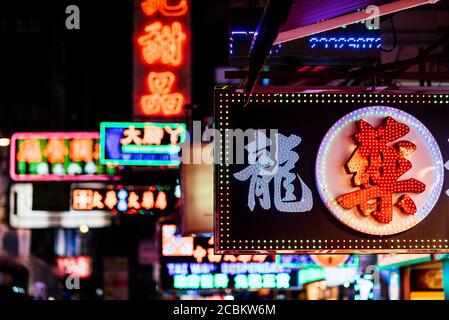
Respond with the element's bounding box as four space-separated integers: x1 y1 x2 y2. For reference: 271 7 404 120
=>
134 0 190 118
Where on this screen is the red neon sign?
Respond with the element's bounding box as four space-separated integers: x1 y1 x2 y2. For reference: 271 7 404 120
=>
141 0 188 17
134 0 190 118
336 117 426 224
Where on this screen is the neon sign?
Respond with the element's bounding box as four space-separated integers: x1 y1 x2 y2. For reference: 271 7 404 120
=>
71 184 176 215
10 132 118 181
134 0 190 117
215 88 449 254
100 122 186 166
173 273 291 290
160 224 297 289
276 255 358 269
55 256 91 279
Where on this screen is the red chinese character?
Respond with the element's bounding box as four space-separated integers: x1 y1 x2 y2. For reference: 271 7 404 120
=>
336 117 426 224
17 139 42 163
140 71 184 116
141 0 188 17
138 21 186 66
43 138 68 163
70 138 93 163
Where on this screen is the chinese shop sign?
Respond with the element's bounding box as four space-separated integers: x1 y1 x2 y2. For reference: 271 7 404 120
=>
215 88 449 254
71 184 178 215
100 122 186 166
276 255 358 269
161 224 297 290
10 132 118 181
133 0 191 118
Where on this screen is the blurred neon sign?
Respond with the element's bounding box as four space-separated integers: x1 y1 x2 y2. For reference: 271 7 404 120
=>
100 122 186 166
56 256 91 279
135 0 190 117
10 132 118 181
173 273 291 290
71 185 174 215
162 224 194 256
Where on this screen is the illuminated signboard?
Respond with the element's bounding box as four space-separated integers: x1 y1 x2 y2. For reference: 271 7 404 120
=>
215 87 449 254
377 254 431 269
55 256 91 279
276 255 358 269
10 132 118 181
71 184 178 215
133 0 191 118
100 122 186 166
10 183 111 229
161 225 297 290
229 8 380 66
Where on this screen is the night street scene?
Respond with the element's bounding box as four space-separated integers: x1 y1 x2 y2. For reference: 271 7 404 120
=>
2 0 449 309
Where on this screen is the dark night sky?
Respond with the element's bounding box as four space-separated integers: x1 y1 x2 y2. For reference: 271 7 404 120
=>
0 0 229 135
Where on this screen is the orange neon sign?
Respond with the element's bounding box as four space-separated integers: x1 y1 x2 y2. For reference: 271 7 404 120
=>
140 72 184 116
136 0 189 117
72 187 171 214
141 0 188 17
138 21 186 66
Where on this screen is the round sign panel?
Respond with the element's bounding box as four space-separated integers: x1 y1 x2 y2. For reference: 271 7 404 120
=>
316 106 444 235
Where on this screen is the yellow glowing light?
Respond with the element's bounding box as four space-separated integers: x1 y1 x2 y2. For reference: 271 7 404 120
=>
0 138 10 147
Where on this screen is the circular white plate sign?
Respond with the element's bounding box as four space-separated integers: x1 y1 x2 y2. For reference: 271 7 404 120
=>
316 106 444 235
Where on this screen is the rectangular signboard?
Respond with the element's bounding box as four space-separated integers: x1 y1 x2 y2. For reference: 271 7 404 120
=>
133 0 191 118
10 183 111 229
161 224 297 290
215 87 449 254
71 183 178 215
100 122 186 167
10 132 119 181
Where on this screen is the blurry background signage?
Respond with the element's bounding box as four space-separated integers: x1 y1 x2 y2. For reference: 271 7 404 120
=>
55 256 91 279
100 122 186 167
10 132 118 181
181 144 213 235
377 254 432 269
133 0 191 118
215 87 449 254
229 8 381 66
161 225 297 290
71 184 178 215
10 183 112 229
277 255 358 269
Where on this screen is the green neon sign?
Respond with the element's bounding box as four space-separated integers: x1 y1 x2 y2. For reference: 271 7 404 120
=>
100 122 186 167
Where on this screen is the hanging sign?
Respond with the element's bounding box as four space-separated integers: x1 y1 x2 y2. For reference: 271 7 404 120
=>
100 122 186 167
215 87 449 254
10 132 118 181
